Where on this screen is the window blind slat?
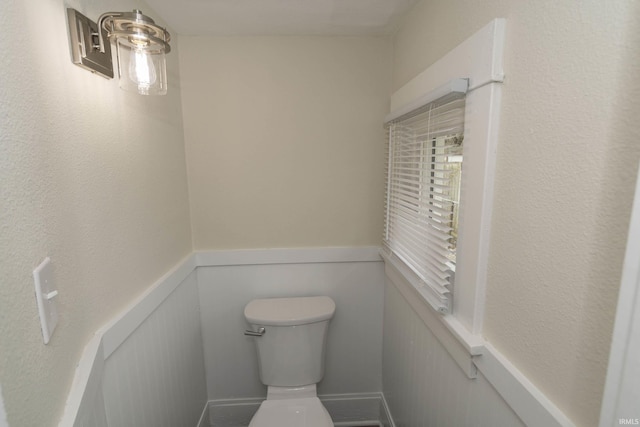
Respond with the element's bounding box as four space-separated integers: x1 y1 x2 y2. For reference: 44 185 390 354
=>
391 180 453 194
390 239 453 276
386 242 452 287
389 192 456 219
387 203 454 232
389 188 455 211
384 85 466 314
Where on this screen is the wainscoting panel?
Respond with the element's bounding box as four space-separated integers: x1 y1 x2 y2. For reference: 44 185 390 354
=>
197 255 385 401
102 271 207 427
60 248 570 426
73 386 108 427
383 279 525 427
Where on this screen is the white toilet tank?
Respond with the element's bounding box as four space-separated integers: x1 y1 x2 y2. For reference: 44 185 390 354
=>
244 296 336 387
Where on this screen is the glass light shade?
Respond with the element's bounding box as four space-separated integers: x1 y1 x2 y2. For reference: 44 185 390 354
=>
115 38 167 95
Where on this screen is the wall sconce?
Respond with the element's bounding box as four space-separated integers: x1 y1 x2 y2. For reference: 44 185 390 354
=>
67 9 171 95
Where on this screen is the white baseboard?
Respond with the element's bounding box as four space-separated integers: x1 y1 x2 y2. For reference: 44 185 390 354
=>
196 401 210 427
208 397 261 426
321 393 390 425
204 393 394 427
378 393 395 427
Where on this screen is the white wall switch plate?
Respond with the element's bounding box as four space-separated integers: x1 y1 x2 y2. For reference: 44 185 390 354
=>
33 257 58 344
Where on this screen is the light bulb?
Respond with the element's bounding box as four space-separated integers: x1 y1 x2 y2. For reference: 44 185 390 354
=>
128 48 157 95
116 37 168 95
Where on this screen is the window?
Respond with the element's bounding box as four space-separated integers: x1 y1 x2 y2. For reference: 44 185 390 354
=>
382 19 504 357
383 82 467 314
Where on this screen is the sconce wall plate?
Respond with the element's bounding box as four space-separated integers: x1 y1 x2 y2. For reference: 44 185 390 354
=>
67 8 114 78
66 8 171 95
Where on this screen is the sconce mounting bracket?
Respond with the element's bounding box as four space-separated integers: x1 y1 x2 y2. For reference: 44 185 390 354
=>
67 8 114 79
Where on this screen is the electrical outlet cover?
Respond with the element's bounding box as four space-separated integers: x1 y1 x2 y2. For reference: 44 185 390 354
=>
33 257 58 344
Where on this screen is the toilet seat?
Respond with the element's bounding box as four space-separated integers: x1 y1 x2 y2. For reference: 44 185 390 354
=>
249 397 333 427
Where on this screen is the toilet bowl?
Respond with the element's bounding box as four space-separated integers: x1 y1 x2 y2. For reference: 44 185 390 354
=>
249 385 333 427
244 296 336 427
249 397 332 427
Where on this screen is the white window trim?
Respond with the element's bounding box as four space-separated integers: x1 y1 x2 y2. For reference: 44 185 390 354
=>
598 164 640 427
386 18 505 340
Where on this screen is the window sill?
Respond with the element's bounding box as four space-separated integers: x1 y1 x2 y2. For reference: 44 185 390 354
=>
381 249 485 378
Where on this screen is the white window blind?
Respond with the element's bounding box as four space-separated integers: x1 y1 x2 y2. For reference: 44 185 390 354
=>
383 80 467 314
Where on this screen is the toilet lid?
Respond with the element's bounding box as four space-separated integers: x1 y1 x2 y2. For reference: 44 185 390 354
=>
249 397 333 427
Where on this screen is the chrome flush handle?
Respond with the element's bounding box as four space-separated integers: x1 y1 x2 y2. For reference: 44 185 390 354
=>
244 327 266 337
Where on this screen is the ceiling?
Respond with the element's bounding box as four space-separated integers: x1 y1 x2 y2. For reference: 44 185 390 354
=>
144 0 418 36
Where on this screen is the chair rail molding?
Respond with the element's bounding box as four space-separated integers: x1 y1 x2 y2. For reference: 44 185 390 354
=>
58 247 382 426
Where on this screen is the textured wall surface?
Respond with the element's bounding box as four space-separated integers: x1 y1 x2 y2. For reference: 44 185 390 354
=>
179 36 392 249
102 272 207 427
197 260 385 399
0 0 192 426
392 1 640 425
383 280 526 427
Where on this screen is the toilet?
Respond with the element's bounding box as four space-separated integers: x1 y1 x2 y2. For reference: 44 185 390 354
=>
244 296 336 427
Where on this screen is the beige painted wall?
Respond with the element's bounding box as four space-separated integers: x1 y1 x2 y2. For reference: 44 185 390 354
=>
179 36 392 249
0 0 192 426
392 1 640 426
